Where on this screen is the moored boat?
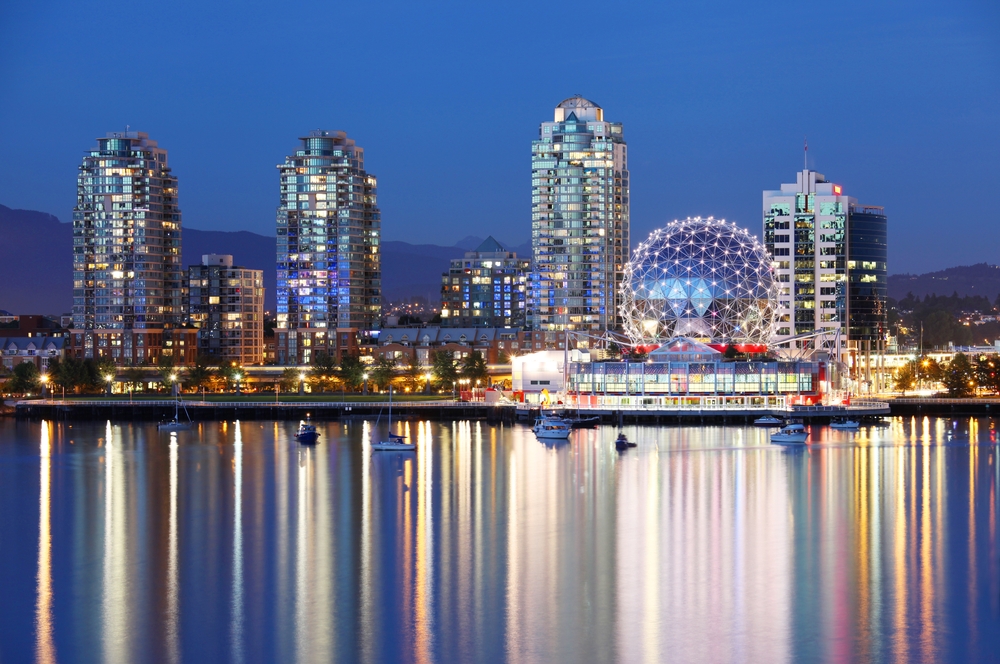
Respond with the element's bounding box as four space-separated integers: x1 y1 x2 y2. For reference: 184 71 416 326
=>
295 422 320 444
372 387 417 451
830 419 860 430
754 415 784 427
614 432 636 450
771 423 809 445
532 417 571 440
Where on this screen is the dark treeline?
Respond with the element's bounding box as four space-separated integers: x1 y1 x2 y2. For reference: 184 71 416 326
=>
893 291 1000 349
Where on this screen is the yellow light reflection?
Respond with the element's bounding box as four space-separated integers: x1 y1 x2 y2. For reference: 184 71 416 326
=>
166 431 180 664
231 421 245 662
35 420 56 664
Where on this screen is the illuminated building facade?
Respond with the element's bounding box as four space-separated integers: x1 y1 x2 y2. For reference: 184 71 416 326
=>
529 96 629 334
72 131 187 364
440 237 529 328
762 169 887 344
187 255 265 366
275 130 381 364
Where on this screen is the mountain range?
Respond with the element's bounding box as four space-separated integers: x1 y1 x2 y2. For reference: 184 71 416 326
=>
3 203 998 316
0 204 530 315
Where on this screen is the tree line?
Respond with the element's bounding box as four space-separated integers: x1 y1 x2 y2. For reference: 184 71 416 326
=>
894 352 1000 398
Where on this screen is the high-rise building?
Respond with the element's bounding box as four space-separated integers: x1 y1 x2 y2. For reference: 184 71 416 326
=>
440 237 530 328
71 131 193 365
528 96 629 335
763 169 887 347
275 130 381 364
186 255 265 366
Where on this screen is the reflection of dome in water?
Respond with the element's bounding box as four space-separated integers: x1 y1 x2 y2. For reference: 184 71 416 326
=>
621 217 779 345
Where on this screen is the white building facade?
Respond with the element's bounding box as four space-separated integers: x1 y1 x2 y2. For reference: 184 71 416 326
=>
529 96 629 335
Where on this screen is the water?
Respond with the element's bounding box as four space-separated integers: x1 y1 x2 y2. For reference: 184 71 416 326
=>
1 417 998 663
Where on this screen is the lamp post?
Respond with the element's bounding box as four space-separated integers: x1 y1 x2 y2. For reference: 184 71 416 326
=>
363 372 368 396
452 380 457 400
40 373 48 399
170 372 178 397
234 373 242 395
105 374 114 396
475 378 481 402
299 372 306 396
424 372 432 395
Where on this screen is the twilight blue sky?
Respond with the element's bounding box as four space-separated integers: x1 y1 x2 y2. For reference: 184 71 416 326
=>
1 0 997 274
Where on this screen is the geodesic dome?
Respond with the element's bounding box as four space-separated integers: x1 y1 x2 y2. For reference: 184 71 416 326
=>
621 217 778 345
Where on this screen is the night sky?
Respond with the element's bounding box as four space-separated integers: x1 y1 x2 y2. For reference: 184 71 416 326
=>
1 0 997 273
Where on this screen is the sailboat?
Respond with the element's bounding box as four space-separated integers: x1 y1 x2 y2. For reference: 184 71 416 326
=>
158 395 191 431
371 386 416 451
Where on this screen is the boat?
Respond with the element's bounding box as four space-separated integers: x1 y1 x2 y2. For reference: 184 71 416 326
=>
771 423 809 445
614 432 636 450
294 421 320 444
158 398 191 431
830 419 860 430
372 386 416 451
754 415 784 427
532 417 571 440
568 415 601 429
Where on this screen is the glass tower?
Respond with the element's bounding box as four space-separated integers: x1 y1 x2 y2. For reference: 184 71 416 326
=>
763 169 887 344
529 96 629 334
72 131 182 331
276 130 381 364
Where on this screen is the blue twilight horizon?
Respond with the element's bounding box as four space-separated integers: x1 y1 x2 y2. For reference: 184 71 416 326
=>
0 0 997 274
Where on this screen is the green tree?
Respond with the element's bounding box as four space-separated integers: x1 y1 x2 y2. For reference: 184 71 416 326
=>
460 350 489 385
215 361 244 391
7 362 41 395
894 362 916 395
431 350 458 390
497 350 511 366
309 351 339 393
942 352 975 397
338 354 366 391
156 356 182 393
49 357 90 394
91 357 118 393
403 354 424 391
279 367 302 392
183 356 214 392
975 353 1000 395
370 355 397 391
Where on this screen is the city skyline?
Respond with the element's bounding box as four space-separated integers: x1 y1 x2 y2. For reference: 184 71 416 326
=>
1 1 997 275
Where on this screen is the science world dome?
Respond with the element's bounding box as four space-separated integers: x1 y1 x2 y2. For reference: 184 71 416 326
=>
621 217 779 345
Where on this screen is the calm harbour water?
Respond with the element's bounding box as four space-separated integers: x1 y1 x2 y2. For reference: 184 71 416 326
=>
0 417 998 663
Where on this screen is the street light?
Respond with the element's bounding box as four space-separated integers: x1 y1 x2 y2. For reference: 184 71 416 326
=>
169 372 178 397
299 372 306 396
234 372 242 395
105 374 114 396
363 372 369 396
40 373 48 399
424 372 432 395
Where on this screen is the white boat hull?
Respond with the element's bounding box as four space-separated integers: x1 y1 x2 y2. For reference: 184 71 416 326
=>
535 429 570 440
158 422 189 431
372 441 417 451
830 422 860 430
771 433 809 444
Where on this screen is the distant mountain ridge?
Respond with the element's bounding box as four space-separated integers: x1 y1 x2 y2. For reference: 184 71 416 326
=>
0 204 530 315
887 263 1000 301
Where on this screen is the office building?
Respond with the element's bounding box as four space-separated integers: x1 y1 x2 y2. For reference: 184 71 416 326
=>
71 131 191 365
440 237 529 328
275 130 381 364
762 168 887 346
528 96 629 335
187 255 265 365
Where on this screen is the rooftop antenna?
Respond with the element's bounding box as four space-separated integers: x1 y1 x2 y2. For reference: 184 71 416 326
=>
803 137 808 171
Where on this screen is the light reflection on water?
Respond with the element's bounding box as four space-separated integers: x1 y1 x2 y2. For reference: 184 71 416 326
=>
0 417 998 663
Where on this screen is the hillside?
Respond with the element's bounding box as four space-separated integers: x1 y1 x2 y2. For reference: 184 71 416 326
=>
887 263 1000 301
0 204 518 315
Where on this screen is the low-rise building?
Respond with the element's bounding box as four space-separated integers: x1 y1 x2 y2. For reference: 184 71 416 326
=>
440 237 529 328
1 336 66 371
187 255 265 365
66 328 198 366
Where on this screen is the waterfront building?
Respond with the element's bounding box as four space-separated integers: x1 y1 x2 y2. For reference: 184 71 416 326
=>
0 336 65 371
186 255 265 366
275 130 381 364
514 337 824 406
440 237 529 328
529 96 629 335
762 169 887 346
71 131 188 365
